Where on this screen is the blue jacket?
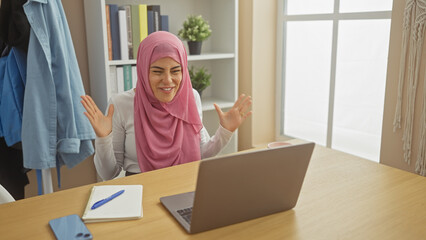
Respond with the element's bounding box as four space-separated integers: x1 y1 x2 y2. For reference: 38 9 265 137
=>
0 47 26 146
22 0 95 169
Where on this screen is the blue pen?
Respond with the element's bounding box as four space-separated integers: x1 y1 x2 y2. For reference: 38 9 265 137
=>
91 189 125 210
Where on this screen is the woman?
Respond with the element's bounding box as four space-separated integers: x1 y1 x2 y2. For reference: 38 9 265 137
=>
81 31 251 180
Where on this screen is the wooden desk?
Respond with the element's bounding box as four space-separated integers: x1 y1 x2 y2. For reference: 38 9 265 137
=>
1 143 425 239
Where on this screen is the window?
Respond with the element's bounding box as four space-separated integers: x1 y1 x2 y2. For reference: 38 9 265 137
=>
277 0 393 161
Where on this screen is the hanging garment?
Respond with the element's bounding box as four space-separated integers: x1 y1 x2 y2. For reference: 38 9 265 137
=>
22 0 95 170
0 43 29 199
0 47 26 146
0 0 30 52
0 41 8 56
0 138 29 200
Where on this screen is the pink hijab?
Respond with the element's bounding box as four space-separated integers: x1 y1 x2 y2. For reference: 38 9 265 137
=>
134 31 203 172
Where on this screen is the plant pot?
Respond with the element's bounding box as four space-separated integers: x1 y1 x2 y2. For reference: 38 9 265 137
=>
188 41 202 55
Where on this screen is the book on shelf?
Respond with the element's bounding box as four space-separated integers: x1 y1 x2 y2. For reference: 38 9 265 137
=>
106 4 166 60
161 15 169 31
131 5 141 59
139 5 148 42
124 5 133 60
147 5 161 32
108 4 121 60
123 65 133 91
118 8 129 60
132 65 137 88
116 66 124 93
147 10 154 35
105 5 112 60
82 185 143 223
109 66 118 95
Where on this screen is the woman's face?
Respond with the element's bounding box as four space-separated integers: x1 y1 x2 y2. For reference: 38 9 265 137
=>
149 57 182 103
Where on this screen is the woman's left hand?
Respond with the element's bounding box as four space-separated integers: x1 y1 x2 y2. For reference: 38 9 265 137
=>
214 94 252 132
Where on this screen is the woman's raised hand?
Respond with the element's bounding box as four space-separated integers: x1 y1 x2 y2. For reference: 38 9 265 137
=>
214 94 252 132
81 95 114 138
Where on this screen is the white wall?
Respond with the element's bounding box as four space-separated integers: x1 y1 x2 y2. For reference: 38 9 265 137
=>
380 0 426 175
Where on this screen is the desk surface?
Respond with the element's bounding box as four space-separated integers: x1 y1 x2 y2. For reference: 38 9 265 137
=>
1 141 425 239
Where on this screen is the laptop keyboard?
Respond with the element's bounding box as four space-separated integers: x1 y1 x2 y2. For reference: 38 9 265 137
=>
177 207 193 224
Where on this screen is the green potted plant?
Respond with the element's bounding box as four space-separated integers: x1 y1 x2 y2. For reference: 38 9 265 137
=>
189 66 211 97
178 15 212 55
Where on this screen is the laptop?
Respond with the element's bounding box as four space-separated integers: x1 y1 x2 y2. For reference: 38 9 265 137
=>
160 142 315 234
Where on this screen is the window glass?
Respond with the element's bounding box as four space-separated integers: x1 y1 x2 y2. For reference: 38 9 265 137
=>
339 0 393 13
280 0 392 162
286 0 334 15
332 19 391 161
283 21 333 145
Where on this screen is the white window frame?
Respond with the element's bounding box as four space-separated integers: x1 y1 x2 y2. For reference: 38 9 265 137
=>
275 0 392 147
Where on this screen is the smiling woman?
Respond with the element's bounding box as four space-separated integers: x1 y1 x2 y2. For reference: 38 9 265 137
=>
81 31 252 181
148 57 182 103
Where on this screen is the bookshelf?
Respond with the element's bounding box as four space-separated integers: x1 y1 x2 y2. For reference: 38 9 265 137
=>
84 0 239 154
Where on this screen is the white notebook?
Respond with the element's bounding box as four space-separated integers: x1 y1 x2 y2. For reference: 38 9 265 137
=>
82 185 143 223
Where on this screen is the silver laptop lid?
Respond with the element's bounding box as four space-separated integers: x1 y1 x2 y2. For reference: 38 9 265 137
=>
189 142 314 233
